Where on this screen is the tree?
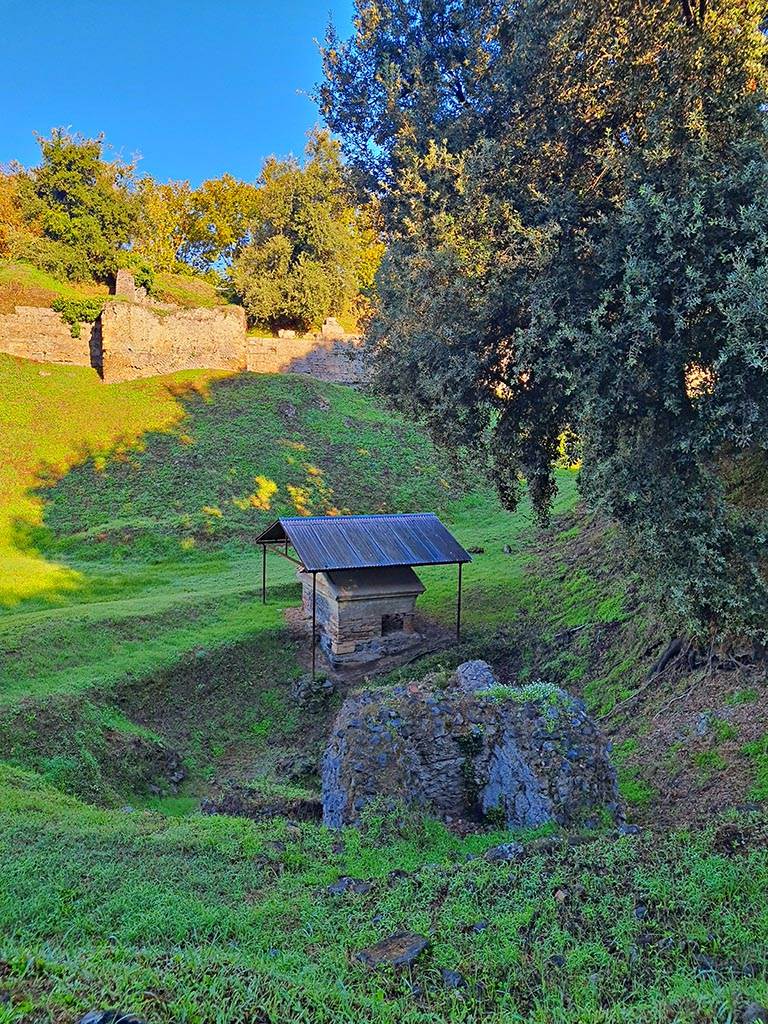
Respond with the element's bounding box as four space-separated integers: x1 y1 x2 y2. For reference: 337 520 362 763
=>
182 174 260 271
0 169 31 259
232 130 382 332
132 178 195 273
321 0 768 641
13 129 136 281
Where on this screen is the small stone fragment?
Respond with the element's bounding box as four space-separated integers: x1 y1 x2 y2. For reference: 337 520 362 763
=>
617 823 641 837
326 876 373 895
484 842 525 863
455 660 497 693
743 1004 768 1024
77 1012 147 1024
355 932 430 969
387 868 411 886
441 968 468 990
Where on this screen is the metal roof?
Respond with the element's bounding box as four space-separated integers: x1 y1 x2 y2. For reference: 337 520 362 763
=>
255 513 472 572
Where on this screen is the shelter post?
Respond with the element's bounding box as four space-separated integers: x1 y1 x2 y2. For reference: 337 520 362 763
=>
311 571 317 679
261 544 266 604
456 561 463 641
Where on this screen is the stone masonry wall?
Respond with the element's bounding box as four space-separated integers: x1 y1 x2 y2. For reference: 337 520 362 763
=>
0 279 368 385
0 306 98 368
247 334 366 384
100 302 248 383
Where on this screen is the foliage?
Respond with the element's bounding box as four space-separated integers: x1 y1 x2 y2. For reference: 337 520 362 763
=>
51 296 105 337
132 174 260 273
0 172 26 258
321 0 768 642
232 130 383 332
11 129 137 281
483 681 567 709
132 177 195 272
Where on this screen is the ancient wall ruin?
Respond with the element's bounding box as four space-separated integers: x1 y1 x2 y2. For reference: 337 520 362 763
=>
0 273 367 385
0 306 100 369
246 334 365 384
100 302 247 383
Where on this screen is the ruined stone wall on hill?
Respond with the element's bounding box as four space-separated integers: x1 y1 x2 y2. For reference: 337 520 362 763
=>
0 270 368 385
247 334 366 384
99 302 248 383
0 306 99 369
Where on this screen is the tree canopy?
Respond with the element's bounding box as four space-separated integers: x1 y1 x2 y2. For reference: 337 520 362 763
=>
9 129 136 281
231 130 382 332
1 127 380 331
321 0 768 641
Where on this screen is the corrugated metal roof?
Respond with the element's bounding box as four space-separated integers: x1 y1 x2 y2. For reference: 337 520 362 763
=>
255 513 471 572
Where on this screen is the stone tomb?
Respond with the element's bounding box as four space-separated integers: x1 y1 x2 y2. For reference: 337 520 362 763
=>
300 565 425 665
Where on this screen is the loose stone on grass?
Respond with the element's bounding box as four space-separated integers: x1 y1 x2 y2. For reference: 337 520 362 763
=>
355 932 430 969
326 876 373 895
77 1012 147 1024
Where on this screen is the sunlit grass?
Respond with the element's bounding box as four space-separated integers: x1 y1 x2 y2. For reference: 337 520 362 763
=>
0 354 225 604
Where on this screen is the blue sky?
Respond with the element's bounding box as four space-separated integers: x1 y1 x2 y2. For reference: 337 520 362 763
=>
1 0 355 186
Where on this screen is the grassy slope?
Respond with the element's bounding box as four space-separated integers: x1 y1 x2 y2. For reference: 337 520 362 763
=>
0 353 225 603
0 260 109 312
153 271 227 308
0 259 225 313
3 357 768 1022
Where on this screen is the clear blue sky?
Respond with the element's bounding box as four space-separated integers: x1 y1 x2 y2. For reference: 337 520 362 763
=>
1 0 354 186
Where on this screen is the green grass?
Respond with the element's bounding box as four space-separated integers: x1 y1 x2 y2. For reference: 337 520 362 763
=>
0 352 224 603
1 767 768 1024
611 739 657 808
2 354 730 1023
154 270 229 308
742 734 768 801
0 259 108 312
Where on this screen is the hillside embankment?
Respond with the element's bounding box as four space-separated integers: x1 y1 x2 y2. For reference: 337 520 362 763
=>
2 354 768 1022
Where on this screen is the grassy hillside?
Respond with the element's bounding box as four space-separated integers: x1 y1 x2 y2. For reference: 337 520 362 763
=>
0 258 227 315
3 355 768 1022
0 260 109 312
0 353 223 603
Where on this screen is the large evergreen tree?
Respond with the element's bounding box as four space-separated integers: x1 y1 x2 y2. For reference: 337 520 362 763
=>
321 0 768 641
14 129 136 281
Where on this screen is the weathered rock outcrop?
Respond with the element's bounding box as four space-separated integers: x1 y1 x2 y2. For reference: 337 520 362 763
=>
321 661 619 829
